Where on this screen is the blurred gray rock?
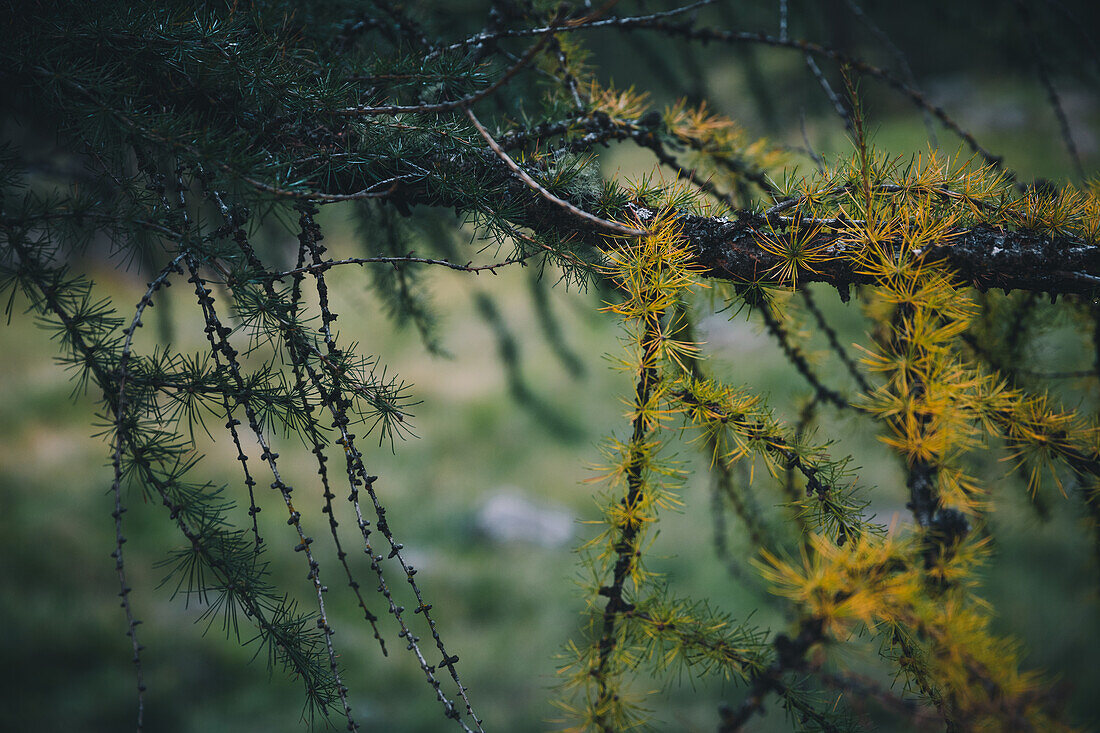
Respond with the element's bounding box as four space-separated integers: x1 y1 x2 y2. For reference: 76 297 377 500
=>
475 489 574 548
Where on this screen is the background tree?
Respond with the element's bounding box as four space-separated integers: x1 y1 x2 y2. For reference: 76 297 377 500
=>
2 0 1099 731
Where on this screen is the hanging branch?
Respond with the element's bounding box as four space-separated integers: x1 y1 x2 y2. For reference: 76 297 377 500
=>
218 197 485 732
804 54 853 134
186 257 361 731
4 233 344 719
841 0 937 143
286 217 389 657
109 252 186 732
800 287 872 394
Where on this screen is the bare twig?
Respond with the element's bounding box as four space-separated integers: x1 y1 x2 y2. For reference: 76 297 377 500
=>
465 107 647 237
436 0 719 58
338 25 557 116
841 0 937 145
276 252 532 278
109 252 188 731
805 54 852 134
1016 0 1085 179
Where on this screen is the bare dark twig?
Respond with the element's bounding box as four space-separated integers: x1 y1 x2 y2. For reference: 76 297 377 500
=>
466 107 647 237
110 252 187 731
804 54 853 134
336 24 557 117
800 286 872 394
841 0 937 144
757 296 849 410
1015 0 1085 179
276 252 532 279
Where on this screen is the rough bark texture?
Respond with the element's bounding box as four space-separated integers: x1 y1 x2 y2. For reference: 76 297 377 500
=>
386 150 1100 298
667 212 1100 298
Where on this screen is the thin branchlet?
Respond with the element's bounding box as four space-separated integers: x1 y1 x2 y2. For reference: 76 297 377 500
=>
217 197 484 732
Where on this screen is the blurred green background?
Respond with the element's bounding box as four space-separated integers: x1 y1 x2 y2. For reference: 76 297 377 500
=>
3 1 1100 731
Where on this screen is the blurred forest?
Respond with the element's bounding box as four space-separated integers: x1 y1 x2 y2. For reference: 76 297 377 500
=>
1 1 1099 731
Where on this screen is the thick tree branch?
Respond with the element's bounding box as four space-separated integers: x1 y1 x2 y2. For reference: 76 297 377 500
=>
664 213 1100 297
383 151 1100 297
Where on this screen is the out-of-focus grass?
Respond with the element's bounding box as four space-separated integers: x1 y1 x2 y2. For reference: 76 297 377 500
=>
3 93 1100 730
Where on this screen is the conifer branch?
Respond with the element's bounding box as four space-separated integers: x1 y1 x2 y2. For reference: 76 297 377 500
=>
5 234 343 720
186 257 360 730
717 618 840 733
287 221 389 657
109 251 185 732
276 253 532 278
592 310 663 731
155 161 269 548
640 134 742 210
783 397 820 549
628 28 1002 171
502 109 780 197
3 3 1097 730
465 108 647 238
437 0 720 56
670 303 776 558
439 10 1004 171
349 152 1100 296
676 381 874 545
219 199 484 731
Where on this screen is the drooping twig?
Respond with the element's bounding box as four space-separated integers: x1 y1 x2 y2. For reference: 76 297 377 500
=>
800 286 872 394
110 252 187 731
187 256 361 731
286 215 389 658
221 201 484 732
804 54 853 134
841 0 937 144
757 296 849 410
1015 0 1085 179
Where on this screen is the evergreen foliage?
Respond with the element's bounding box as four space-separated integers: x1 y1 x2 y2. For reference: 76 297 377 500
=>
1 0 1098 730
